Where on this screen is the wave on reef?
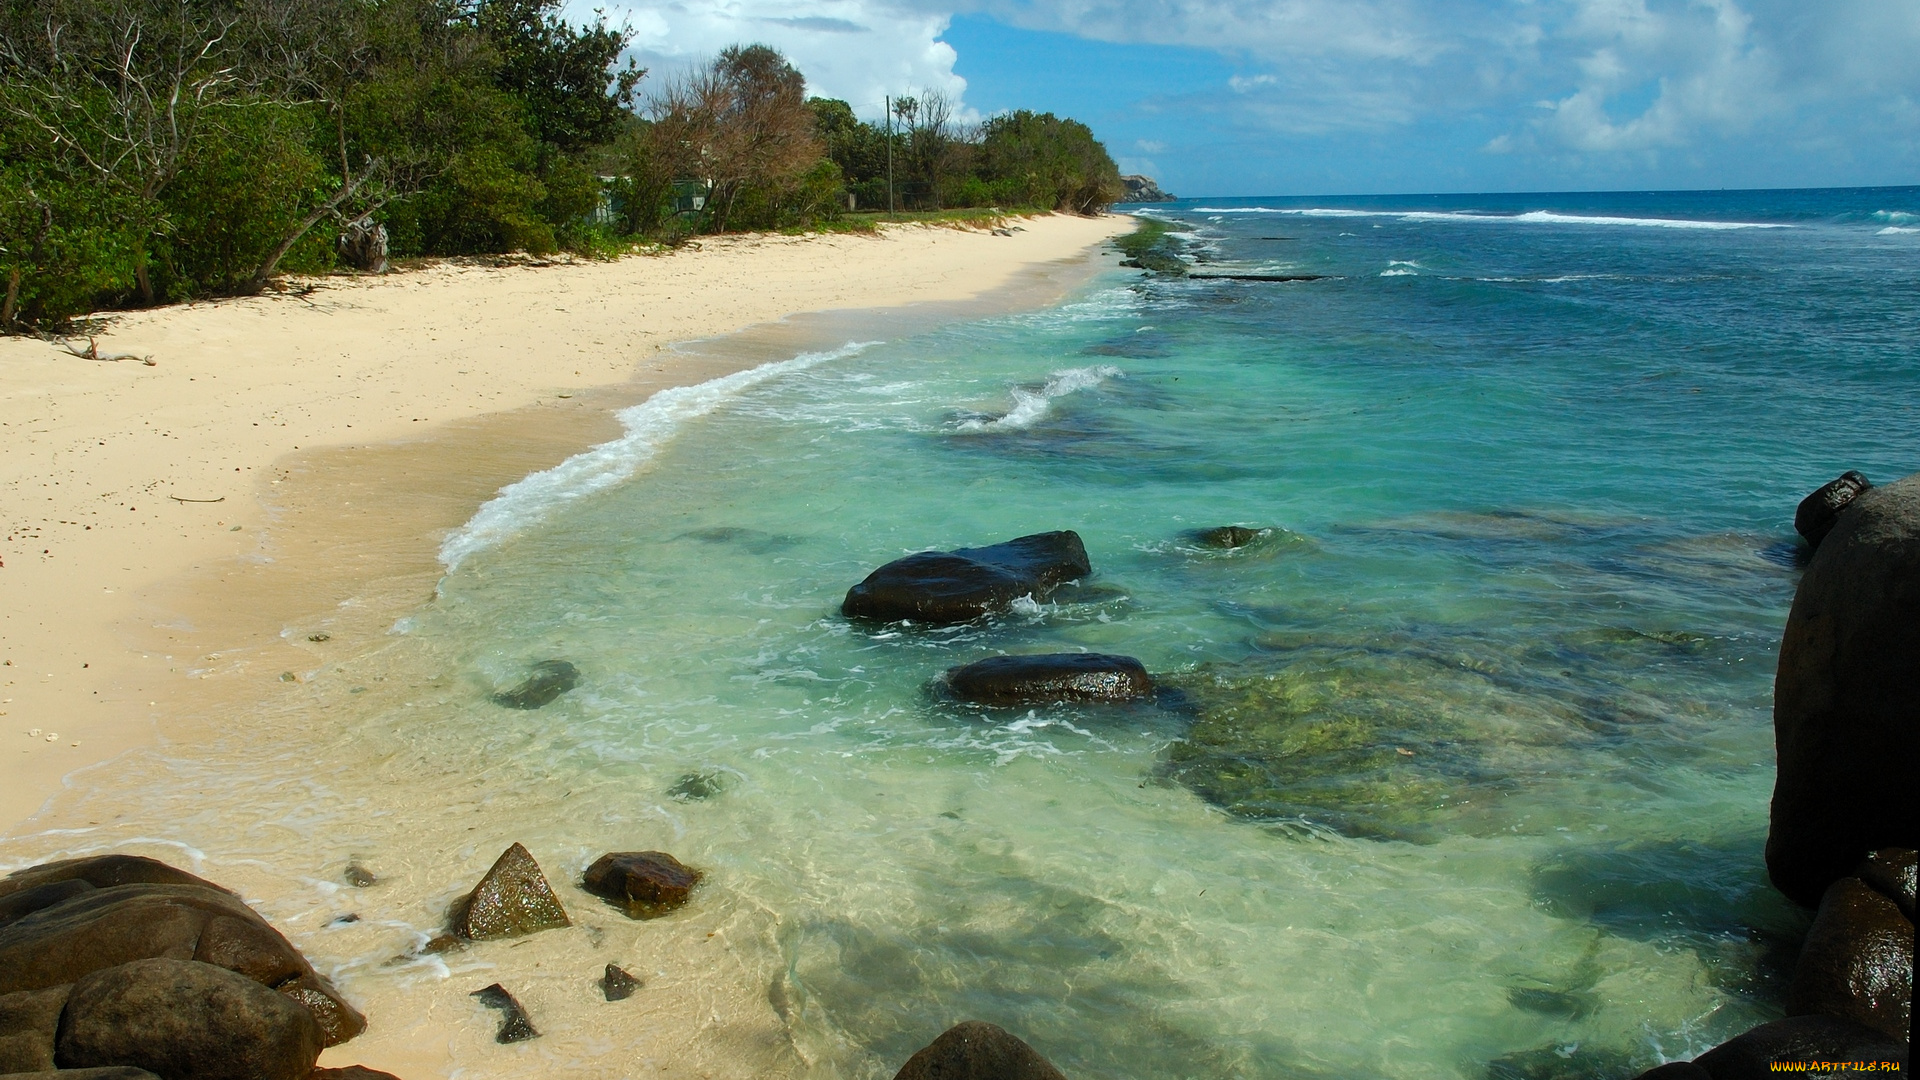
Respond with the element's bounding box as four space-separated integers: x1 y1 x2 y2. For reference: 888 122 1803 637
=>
1189 207 1791 230
950 364 1122 433
439 341 877 571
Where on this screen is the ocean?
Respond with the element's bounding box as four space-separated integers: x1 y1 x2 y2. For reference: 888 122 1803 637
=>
26 188 1920 1077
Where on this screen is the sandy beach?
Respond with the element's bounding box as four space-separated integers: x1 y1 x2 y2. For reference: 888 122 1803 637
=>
0 214 1128 833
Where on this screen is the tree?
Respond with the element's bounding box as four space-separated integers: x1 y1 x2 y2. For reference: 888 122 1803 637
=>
649 44 817 232
473 0 640 154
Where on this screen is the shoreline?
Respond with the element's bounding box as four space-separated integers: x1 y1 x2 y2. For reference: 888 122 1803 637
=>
0 214 1132 835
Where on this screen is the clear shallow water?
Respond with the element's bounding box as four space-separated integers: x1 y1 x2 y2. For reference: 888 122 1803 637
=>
33 190 1920 1078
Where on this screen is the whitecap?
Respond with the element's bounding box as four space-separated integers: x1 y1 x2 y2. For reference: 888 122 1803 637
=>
1380 268 1416 277
1872 210 1917 224
439 341 878 570
951 364 1122 433
1878 226 1919 235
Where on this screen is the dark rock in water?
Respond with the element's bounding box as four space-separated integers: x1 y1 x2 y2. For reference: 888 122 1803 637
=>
490 660 579 709
1788 876 1912 1039
0 984 68 1071
0 855 228 902
55 958 322 1080
1852 847 1916 919
0 879 97 929
447 843 570 941
892 1021 1067 1080
1794 471 1872 550
470 983 537 1043
581 852 701 919
1190 525 1266 549
1691 1015 1907 1078
1628 1065 1712 1080
312 1068 405 1080
1484 1044 1636 1079
843 531 1091 625
668 771 726 801
1768 473 1920 908
942 654 1153 706
600 963 640 1001
343 863 377 889
0 879 364 1046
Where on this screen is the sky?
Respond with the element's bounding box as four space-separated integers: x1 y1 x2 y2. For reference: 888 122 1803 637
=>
560 0 1920 197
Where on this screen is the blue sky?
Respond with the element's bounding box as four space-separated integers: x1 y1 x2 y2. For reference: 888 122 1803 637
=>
567 0 1920 197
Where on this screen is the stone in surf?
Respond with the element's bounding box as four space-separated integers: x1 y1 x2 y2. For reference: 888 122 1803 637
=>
842 531 1091 625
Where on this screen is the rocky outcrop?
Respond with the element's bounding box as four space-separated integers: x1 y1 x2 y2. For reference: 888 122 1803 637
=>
1688 1015 1906 1078
54 958 322 1080
1119 175 1174 202
893 1021 1068 1080
0 859 364 1047
1767 472 1919 907
490 660 579 709
942 654 1153 706
843 532 1091 625
1794 471 1871 551
582 852 701 919
446 843 570 941
1851 847 1915 918
1787 875 1912 1038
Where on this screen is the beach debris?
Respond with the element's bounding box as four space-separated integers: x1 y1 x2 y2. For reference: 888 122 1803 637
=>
57 336 155 365
1787 874 1913 1039
667 770 726 801
488 659 579 709
1794 470 1872 551
446 843 570 941
343 862 376 888
581 851 701 920
940 654 1154 707
600 963 641 1001
56 958 322 1080
469 983 538 1043
1768 472 1917 907
167 494 225 504
892 1020 1067 1080
843 531 1091 625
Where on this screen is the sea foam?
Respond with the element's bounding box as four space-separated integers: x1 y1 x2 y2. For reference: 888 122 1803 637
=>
952 364 1121 433
439 341 876 570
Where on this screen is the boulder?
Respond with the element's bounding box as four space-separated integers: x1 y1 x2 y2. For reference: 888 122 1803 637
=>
55 958 322 1080
1794 471 1872 550
0 984 68 1072
0 855 227 904
1691 1015 1906 1079
0 880 98 930
0 1070 160 1079
581 852 701 919
1629 1065 1711 1080
1852 847 1916 919
1768 473 1920 907
600 963 640 1002
892 1021 1067 1080
0 881 363 1046
1788 876 1912 1039
490 660 579 709
942 654 1154 706
312 1069 404 1080
843 532 1091 625
447 844 569 941
1189 525 1265 549
469 983 537 1044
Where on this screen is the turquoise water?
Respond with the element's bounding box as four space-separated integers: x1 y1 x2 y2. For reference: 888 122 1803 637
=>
48 190 1920 1077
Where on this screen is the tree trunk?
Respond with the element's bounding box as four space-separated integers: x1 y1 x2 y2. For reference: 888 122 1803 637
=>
247 170 375 293
135 262 154 305
2 267 20 326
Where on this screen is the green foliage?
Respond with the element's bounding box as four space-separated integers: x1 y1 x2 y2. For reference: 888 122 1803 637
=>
472 0 641 153
975 110 1124 213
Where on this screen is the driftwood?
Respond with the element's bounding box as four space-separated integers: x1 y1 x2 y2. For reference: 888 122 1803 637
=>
59 336 155 365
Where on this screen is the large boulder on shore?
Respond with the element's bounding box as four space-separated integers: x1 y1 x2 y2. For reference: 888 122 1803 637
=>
892 1021 1067 1080
1767 473 1920 907
1788 876 1912 1039
0 863 364 1046
942 654 1154 706
447 843 570 941
1689 1015 1906 1079
582 852 701 919
55 958 322 1080
843 532 1091 625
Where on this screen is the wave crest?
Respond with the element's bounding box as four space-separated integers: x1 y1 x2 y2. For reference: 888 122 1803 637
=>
952 364 1121 433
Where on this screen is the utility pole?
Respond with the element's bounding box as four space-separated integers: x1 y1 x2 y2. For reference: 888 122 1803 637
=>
885 94 895 219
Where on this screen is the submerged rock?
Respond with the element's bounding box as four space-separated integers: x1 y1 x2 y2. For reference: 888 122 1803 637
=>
581 852 701 920
667 771 726 801
1768 472 1919 907
343 863 377 889
892 1021 1067 1080
1788 876 1912 1039
600 964 640 1002
1690 1015 1907 1078
56 958 322 1080
942 654 1153 706
0 866 364 1046
1794 471 1872 551
447 843 570 941
843 531 1092 625
1189 525 1266 549
489 660 579 709
469 983 537 1044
